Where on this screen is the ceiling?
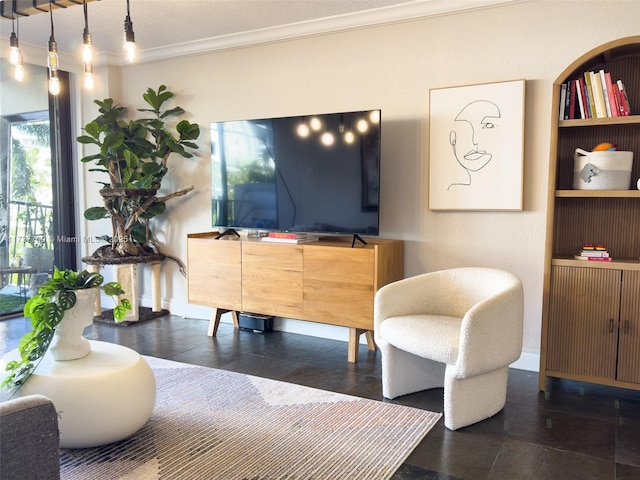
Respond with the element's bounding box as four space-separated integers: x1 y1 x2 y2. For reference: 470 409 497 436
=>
0 0 522 64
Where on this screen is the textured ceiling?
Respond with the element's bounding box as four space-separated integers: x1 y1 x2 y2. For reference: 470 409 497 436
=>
0 0 522 63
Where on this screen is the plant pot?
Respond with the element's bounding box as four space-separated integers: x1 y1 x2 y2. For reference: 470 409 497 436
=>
49 288 98 361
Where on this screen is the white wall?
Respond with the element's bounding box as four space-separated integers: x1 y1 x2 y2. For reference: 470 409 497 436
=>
74 0 640 370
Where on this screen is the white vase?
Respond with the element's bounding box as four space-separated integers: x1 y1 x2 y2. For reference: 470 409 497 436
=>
49 288 98 361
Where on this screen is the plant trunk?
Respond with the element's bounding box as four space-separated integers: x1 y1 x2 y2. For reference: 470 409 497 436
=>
99 188 157 257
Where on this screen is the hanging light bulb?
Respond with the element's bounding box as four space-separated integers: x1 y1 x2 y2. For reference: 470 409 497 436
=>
297 122 310 138
344 130 355 144
356 118 369 133
339 115 355 144
123 0 136 62
82 0 93 64
47 1 60 95
9 15 23 82
9 32 19 65
14 53 25 82
84 63 94 90
9 17 20 65
321 131 335 146
309 117 322 131
81 0 95 90
49 70 61 95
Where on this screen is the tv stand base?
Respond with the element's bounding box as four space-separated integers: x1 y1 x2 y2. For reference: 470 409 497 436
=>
351 234 368 248
207 309 376 363
215 228 240 240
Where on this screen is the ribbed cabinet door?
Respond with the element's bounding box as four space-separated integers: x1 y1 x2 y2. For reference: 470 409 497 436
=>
618 271 640 384
547 266 620 380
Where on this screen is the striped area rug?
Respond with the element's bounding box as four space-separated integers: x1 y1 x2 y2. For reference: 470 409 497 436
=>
60 357 441 479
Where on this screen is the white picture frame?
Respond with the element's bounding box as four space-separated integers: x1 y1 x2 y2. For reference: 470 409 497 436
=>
428 79 525 211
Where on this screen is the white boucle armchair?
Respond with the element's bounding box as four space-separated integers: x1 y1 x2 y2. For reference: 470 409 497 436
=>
374 267 524 430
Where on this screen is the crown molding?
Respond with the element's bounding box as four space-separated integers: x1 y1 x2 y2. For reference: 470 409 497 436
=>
1 0 529 67
129 0 529 65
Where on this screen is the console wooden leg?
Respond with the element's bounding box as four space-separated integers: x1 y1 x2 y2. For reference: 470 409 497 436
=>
365 330 376 351
348 328 359 363
208 308 223 337
208 308 240 337
348 329 376 362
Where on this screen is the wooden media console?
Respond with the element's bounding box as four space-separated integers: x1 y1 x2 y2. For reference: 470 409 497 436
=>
187 232 404 362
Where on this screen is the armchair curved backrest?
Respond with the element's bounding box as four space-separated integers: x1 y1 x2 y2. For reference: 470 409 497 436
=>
374 267 524 429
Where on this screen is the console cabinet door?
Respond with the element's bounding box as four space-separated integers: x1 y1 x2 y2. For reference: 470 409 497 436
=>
187 238 241 310
303 245 375 329
547 266 620 380
618 271 640 384
241 242 303 318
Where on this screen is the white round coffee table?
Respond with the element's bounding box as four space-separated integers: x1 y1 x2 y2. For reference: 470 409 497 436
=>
1 340 156 448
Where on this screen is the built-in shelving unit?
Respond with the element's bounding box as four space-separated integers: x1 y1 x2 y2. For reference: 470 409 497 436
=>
539 36 640 392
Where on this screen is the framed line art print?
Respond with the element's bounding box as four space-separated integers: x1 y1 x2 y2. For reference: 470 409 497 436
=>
428 79 525 211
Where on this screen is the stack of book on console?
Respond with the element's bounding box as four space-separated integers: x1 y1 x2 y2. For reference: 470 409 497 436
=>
261 232 319 244
574 244 612 262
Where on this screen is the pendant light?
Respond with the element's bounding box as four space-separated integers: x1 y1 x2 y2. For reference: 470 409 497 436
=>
9 15 24 81
47 1 60 95
82 0 94 89
14 51 24 81
123 0 136 62
8 16 19 65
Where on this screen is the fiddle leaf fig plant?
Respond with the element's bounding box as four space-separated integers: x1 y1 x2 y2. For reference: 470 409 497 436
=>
1 268 131 394
77 85 200 263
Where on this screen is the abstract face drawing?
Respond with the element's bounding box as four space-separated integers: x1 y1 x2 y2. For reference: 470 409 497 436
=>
448 100 501 190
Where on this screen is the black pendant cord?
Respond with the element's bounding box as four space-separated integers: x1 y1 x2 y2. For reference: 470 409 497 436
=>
49 0 54 39
83 0 89 31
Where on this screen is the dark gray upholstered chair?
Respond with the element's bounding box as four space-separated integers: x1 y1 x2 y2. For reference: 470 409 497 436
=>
0 394 60 480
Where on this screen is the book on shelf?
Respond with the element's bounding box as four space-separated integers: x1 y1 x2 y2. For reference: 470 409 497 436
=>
576 79 586 119
584 72 596 118
562 71 633 119
599 69 612 117
261 235 319 244
577 251 610 258
574 255 612 262
591 71 607 118
568 80 577 119
268 232 312 239
559 82 568 120
617 80 631 116
603 71 618 117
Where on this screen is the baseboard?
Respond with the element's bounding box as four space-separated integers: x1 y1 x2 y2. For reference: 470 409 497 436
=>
510 351 539 372
137 297 541 372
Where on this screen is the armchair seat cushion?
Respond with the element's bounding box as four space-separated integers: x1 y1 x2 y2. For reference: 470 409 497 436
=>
379 314 462 365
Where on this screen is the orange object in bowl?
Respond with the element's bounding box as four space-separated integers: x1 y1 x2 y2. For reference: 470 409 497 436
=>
592 143 618 151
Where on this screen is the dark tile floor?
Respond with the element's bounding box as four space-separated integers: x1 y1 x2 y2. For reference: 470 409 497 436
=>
1 314 639 480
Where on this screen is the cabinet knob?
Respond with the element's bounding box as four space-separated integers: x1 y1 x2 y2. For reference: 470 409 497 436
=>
624 319 630 335
609 318 614 333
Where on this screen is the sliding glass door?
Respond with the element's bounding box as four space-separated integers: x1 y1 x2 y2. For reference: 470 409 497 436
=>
0 59 76 317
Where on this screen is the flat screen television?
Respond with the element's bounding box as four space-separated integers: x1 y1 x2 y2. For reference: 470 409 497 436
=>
210 109 381 236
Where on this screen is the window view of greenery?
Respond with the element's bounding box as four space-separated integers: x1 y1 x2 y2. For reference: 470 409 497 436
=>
0 121 53 317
